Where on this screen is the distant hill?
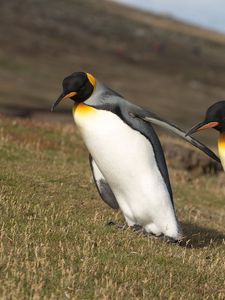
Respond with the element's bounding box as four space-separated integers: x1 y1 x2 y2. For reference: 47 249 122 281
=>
1 0 225 134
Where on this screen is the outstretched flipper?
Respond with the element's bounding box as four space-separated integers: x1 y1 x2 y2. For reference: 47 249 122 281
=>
129 107 220 163
88 88 219 163
89 155 119 209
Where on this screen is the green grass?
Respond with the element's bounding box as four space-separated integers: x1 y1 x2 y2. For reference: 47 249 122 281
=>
0 117 225 299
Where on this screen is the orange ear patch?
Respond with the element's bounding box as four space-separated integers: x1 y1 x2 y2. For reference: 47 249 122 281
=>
86 73 96 87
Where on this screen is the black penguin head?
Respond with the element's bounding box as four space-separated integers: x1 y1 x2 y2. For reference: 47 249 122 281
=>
51 72 96 111
186 100 225 136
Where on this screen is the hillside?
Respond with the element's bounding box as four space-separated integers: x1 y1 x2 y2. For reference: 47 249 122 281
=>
1 0 225 135
0 116 225 299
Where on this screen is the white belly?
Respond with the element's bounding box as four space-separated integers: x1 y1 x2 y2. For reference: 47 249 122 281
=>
73 103 180 238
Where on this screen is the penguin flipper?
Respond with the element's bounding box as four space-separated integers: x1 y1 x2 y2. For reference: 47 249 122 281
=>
89 155 119 210
132 109 220 163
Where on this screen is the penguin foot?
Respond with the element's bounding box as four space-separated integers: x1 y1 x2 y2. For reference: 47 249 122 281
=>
159 235 179 244
158 234 185 244
130 225 161 237
106 221 183 244
106 220 127 230
141 231 183 244
130 224 146 234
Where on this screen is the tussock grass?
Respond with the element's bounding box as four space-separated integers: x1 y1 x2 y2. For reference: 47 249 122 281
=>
0 117 225 299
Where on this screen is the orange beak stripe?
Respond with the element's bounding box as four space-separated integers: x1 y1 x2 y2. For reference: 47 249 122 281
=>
197 122 219 130
63 91 77 100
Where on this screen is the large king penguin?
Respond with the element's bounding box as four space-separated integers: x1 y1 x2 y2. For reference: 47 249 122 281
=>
52 72 219 242
186 100 225 170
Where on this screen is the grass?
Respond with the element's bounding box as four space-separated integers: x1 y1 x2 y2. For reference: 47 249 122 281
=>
0 116 225 299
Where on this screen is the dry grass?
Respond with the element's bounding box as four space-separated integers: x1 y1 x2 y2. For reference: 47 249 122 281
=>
0 116 225 299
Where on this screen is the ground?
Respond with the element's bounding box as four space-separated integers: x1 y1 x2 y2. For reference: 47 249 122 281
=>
0 116 224 299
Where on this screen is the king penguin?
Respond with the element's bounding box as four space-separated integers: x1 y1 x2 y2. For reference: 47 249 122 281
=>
52 72 219 242
186 100 225 170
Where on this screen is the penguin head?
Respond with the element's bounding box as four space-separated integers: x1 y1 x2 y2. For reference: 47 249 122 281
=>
186 100 225 136
51 72 96 111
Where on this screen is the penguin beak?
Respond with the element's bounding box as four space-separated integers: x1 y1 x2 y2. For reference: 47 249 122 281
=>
186 121 220 136
51 91 77 112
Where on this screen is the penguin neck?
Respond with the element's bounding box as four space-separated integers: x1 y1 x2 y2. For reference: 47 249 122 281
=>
218 132 225 171
84 80 106 107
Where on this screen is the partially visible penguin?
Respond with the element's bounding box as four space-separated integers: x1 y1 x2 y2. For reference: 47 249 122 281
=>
52 72 219 242
186 100 225 170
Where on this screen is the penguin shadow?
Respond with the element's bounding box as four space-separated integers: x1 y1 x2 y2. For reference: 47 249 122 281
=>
179 222 225 249
106 220 225 248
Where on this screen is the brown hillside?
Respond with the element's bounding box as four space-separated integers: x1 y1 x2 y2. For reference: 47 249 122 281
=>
0 0 225 138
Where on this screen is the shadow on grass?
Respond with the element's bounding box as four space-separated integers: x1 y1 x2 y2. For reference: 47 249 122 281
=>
106 220 225 248
180 222 225 249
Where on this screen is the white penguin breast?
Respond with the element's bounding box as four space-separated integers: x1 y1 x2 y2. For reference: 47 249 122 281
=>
73 104 172 225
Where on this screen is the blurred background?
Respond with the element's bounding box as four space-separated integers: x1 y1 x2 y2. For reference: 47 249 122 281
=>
1 0 225 143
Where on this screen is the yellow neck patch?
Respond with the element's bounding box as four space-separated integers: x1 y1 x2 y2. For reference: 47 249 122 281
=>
218 132 225 150
218 132 225 170
73 103 96 116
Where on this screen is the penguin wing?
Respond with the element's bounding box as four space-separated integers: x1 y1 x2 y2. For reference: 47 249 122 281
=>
85 83 218 162
117 105 174 203
129 107 220 163
89 155 119 210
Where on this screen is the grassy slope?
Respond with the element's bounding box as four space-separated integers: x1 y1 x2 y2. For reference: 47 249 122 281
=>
0 117 225 299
